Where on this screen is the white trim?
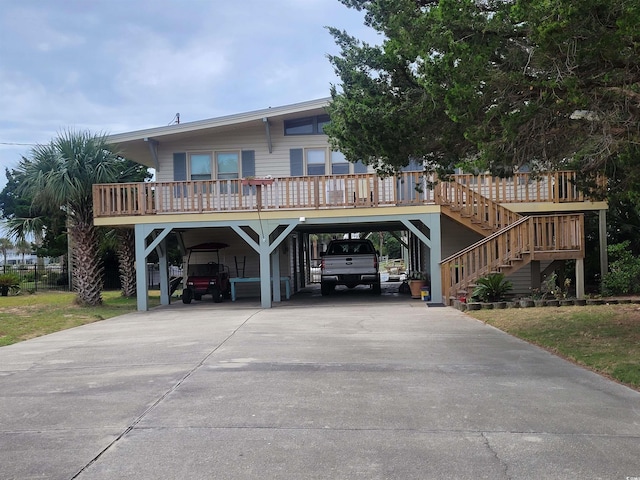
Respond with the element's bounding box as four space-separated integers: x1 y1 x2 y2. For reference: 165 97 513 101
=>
108 98 330 144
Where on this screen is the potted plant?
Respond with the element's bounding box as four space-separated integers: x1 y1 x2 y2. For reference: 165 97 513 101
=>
0 273 21 296
241 176 275 187
406 271 429 299
471 273 513 308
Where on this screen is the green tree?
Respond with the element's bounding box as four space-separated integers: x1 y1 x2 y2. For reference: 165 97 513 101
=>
0 237 13 267
327 0 640 183
16 130 124 306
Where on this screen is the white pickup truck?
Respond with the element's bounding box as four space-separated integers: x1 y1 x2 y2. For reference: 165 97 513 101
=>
319 239 381 295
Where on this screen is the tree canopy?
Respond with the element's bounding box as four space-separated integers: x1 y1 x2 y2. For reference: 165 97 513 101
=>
326 0 640 185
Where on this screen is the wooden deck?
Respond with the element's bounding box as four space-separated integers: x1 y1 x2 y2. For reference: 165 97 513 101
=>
93 171 599 218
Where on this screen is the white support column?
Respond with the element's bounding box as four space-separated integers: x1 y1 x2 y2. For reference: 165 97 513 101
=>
259 236 271 308
231 220 299 308
575 258 585 299
157 239 169 306
135 224 149 311
401 214 442 304
429 217 442 304
271 247 281 302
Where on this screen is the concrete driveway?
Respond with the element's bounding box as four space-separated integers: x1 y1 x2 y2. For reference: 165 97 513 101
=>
1 291 639 479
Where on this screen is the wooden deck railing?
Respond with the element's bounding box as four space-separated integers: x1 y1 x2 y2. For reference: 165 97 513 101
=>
454 171 605 203
93 172 437 217
93 171 599 218
440 213 585 303
436 179 522 232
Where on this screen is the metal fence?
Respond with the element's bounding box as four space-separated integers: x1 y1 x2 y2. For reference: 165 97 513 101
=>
1 265 70 292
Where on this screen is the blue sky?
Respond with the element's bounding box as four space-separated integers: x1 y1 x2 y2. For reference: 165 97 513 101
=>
0 0 379 191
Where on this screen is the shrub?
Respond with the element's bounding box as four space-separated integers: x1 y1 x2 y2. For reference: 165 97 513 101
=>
472 273 513 302
0 273 21 296
601 241 640 296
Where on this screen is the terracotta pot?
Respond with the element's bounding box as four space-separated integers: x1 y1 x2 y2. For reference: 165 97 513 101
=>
408 280 427 299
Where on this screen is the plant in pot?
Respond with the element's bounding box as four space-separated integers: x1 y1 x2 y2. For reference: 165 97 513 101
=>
406 271 429 299
471 273 513 308
0 273 21 296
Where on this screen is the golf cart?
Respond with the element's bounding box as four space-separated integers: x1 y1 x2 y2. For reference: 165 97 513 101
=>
181 242 231 304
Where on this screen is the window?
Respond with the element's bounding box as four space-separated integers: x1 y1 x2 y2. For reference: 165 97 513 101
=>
306 149 326 176
216 152 239 180
284 117 314 135
331 151 349 175
189 153 212 180
284 114 331 135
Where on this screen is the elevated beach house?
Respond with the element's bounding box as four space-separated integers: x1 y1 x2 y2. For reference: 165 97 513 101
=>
94 98 608 309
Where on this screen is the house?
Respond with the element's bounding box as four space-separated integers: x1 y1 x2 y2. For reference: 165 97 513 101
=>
95 98 608 310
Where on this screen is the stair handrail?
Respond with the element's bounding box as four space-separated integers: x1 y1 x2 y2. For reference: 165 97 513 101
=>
440 216 530 265
440 214 584 303
435 178 522 232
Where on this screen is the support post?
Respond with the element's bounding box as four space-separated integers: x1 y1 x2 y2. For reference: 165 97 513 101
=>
299 234 307 288
599 209 608 277
575 258 585 299
259 235 271 308
135 224 149 311
429 218 442 304
157 239 169 306
531 261 541 291
271 247 281 302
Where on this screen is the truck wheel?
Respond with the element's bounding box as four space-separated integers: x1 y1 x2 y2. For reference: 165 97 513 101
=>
372 282 382 295
211 286 223 303
321 281 334 296
182 288 193 304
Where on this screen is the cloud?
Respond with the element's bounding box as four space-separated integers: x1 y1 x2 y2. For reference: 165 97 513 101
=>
3 6 86 52
0 0 379 191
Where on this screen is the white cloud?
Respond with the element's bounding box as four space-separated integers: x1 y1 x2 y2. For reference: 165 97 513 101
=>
0 0 378 191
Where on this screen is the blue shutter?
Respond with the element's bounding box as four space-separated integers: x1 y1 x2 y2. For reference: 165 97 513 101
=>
173 153 187 180
241 150 255 177
241 150 256 195
354 160 368 174
290 148 304 176
173 153 187 197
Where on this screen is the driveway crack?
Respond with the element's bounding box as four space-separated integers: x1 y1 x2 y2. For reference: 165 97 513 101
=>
481 432 511 480
69 312 258 479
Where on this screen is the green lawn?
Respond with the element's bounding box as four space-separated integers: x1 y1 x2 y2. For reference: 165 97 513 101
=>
0 290 160 347
468 304 640 391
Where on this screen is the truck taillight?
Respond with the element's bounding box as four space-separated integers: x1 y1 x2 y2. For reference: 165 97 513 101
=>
374 256 378 269
320 258 325 271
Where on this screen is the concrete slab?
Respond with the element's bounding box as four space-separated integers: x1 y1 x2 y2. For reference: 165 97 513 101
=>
0 292 639 479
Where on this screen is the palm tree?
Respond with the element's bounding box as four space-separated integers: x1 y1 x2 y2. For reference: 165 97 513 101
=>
17 130 122 306
14 238 32 263
115 228 136 297
0 237 13 267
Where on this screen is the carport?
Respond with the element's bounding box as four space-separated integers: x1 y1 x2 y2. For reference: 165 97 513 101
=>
132 206 443 310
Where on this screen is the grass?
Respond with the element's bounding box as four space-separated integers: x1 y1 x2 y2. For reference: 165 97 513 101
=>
468 304 640 391
0 290 160 347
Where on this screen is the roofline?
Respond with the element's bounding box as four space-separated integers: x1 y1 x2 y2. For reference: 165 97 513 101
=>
107 97 331 144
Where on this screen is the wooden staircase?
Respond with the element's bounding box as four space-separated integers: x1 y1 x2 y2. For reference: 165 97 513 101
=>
435 178 522 234
436 178 585 304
